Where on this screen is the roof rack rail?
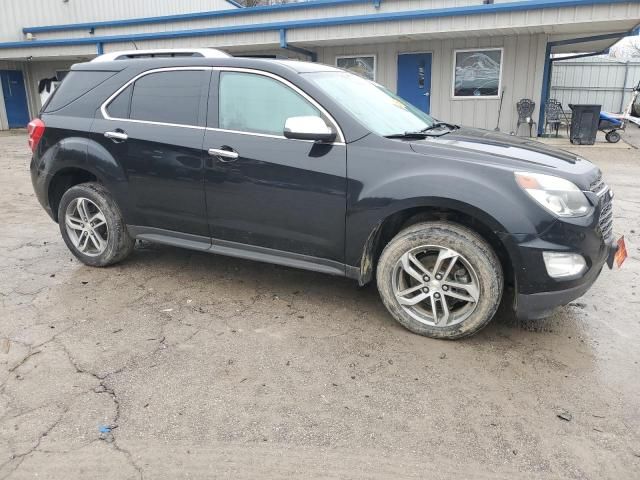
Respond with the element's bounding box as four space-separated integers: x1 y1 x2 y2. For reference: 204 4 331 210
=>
91 48 231 62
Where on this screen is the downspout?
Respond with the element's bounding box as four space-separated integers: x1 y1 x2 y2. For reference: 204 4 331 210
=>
279 29 317 62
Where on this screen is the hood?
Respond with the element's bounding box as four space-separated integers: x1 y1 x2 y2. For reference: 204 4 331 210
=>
409 127 588 171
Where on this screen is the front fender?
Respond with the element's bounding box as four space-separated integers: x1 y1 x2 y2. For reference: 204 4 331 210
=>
345 168 555 274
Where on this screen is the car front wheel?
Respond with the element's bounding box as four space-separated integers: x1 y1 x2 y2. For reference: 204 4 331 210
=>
376 221 503 339
58 182 135 267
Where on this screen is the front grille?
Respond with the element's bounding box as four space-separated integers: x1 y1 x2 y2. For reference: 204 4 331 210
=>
589 172 613 241
599 198 614 241
589 171 606 194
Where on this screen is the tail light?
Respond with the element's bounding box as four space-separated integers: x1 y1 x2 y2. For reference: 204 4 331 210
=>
27 118 45 152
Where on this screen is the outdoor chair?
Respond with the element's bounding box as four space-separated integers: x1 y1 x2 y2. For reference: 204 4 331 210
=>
545 99 570 137
516 99 537 137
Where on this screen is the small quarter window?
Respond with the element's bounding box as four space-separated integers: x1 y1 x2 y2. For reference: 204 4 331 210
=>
106 84 132 119
128 70 207 126
218 72 320 136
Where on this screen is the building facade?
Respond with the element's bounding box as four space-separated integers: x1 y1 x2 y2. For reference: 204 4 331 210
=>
1 0 639 133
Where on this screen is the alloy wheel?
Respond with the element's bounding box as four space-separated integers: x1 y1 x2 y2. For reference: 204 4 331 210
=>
391 245 480 327
64 197 109 257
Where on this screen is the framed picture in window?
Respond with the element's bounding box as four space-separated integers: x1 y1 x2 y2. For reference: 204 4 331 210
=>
336 55 376 81
452 48 503 98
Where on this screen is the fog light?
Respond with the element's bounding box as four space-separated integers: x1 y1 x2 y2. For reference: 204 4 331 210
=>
542 252 587 278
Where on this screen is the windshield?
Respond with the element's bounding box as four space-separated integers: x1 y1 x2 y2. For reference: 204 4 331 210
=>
304 71 435 136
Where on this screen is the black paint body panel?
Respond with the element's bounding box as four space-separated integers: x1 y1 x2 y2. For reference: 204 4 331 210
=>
29 57 614 320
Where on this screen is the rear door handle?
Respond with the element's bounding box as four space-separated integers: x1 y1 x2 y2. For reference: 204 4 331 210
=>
104 130 128 141
208 147 238 162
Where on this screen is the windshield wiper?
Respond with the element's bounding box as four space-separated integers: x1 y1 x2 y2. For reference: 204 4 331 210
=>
384 131 435 139
385 122 461 139
420 121 460 132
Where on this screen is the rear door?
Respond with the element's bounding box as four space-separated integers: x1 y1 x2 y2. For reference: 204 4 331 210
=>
92 68 211 237
202 69 347 264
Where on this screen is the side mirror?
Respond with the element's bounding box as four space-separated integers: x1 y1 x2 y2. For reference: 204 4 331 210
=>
283 116 336 142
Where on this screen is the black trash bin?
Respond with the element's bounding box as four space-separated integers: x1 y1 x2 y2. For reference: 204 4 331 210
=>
568 104 601 145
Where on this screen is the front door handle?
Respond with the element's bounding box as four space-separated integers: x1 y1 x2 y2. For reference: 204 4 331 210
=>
208 147 238 162
104 130 128 141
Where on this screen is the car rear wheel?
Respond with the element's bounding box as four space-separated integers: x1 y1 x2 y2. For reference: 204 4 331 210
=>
376 221 503 339
58 182 135 267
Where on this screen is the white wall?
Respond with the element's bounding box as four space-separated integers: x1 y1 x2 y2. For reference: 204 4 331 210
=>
318 33 547 133
0 0 236 42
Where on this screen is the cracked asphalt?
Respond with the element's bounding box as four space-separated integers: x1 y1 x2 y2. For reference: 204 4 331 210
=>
1 128 639 479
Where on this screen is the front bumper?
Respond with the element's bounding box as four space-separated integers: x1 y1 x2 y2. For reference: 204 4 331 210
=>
515 239 617 320
501 197 617 320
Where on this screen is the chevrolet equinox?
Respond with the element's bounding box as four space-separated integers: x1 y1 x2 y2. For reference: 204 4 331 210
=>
29 48 624 339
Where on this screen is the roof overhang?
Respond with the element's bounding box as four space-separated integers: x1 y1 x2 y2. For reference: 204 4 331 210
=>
0 0 638 60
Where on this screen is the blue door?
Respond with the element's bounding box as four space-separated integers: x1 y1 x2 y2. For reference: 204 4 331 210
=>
1 70 30 128
397 53 432 113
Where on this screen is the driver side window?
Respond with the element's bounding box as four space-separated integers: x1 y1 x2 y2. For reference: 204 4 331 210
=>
218 71 320 136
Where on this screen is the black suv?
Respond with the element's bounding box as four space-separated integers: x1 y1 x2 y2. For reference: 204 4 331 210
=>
29 49 622 339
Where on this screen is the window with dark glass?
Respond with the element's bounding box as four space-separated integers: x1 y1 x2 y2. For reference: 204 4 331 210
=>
44 70 116 112
128 70 207 125
106 84 132 119
218 72 320 136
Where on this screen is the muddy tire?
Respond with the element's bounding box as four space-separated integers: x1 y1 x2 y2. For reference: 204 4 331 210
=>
58 182 135 267
376 221 503 339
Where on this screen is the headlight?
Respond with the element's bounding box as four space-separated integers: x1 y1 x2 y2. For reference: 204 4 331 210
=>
514 172 592 217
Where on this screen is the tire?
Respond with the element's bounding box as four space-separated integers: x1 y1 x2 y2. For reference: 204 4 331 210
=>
58 182 135 267
605 130 620 143
376 221 503 340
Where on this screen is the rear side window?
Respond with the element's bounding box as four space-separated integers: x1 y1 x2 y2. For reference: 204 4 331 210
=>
128 70 207 126
43 70 116 112
218 72 320 135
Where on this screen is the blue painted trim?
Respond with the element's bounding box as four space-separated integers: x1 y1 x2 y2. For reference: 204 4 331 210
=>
96 42 104 55
548 31 636 48
537 28 637 135
279 29 317 62
538 43 553 136
22 0 372 34
20 0 637 35
5 0 637 52
552 51 604 62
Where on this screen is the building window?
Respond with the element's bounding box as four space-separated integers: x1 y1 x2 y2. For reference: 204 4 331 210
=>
452 48 503 98
336 55 376 81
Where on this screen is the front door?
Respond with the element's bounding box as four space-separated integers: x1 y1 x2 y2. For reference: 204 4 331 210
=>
1 70 30 128
397 53 432 113
203 70 347 263
92 68 210 237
